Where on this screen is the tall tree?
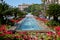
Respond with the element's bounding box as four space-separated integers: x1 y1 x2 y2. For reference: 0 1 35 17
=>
46 4 60 21
0 2 10 24
24 4 43 17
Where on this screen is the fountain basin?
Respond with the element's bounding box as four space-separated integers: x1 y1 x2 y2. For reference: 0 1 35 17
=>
15 13 48 31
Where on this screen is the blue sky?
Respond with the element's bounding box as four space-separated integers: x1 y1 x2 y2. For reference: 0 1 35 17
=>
4 0 42 7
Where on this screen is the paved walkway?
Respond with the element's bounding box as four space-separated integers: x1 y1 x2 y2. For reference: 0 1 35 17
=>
8 26 16 30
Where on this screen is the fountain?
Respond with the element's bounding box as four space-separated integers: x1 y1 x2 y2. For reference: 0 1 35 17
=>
15 13 47 31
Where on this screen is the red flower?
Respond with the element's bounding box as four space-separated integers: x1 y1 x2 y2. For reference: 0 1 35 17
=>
10 18 23 23
0 33 5 36
54 26 60 31
36 17 48 23
0 25 7 32
57 32 60 36
47 32 53 36
15 36 20 38
19 32 27 34
4 30 12 34
10 19 15 23
23 35 28 39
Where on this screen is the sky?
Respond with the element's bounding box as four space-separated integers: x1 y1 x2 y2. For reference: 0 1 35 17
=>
4 0 42 7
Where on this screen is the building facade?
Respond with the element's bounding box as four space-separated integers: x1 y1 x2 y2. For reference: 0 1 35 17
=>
42 0 60 19
45 0 60 5
44 0 60 10
18 4 31 11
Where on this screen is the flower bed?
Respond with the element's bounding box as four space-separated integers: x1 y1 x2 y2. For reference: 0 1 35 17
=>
36 17 49 23
0 29 60 40
0 18 60 40
10 18 23 23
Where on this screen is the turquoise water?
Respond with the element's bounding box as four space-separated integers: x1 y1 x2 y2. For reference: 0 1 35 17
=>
15 13 46 30
15 16 45 30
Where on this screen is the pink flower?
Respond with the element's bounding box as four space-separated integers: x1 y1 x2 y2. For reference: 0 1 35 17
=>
34 37 38 40
23 35 28 39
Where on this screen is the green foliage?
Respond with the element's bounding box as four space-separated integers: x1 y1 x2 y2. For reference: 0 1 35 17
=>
0 1 26 25
46 4 60 16
10 7 27 18
41 0 47 2
24 4 43 12
0 2 11 25
24 4 43 16
13 38 23 40
0 2 9 15
17 11 27 18
46 4 60 21
0 36 4 40
0 1 26 17
4 34 13 39
32 11 40 16
46 20 60 26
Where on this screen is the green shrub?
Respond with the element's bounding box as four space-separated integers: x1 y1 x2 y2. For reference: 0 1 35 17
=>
46 20 60 26
0 36 5 40
13 38 23 40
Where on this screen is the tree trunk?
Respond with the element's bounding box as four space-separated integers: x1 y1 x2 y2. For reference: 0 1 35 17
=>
0 14 4 24
48 16 50 20
53 16 58 21
14 13 17 18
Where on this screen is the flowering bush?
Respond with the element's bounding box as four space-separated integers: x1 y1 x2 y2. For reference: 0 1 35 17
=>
0 30 60 40
10 18 23 23
46 20 60 27
36 17 48 23
0 24 60 40
54 26 60 31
